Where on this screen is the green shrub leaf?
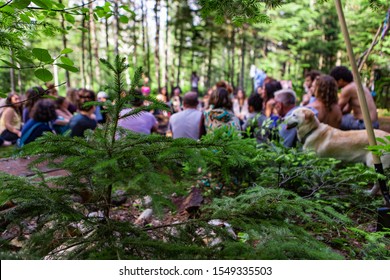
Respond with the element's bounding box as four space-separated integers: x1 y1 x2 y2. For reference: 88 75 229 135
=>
34 68 53 82
60 56 74 66
32 48 52 63
31 0 52 9
56 63 79 73
64 13 75 24
12 0 31 9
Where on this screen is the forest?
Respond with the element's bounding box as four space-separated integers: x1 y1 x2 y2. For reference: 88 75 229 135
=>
0 0 389 101
0 0 390 260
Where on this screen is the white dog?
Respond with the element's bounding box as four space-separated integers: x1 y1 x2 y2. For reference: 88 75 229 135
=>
285 107 390 169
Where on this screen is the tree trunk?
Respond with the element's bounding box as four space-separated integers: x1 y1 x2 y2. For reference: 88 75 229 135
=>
130 0 138 67
59 0 70 89
154 0 161 90
176 25 184 86
105 17 110 61
81 9 87 88
9 50 15 92
164 0 169 87
113 1 120 56
144 0 151 79
230 28 235 89
91 1 100 86
141 0 146 54
87 2 94 88
240 29 246 89
206 32 213 89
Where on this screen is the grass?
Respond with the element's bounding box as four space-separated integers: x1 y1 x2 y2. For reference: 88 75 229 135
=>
0 145 16 159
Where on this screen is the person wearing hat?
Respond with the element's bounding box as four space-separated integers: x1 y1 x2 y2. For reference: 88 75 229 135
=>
95 91 109 124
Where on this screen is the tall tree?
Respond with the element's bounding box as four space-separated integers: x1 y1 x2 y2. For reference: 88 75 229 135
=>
164 0 170 87
154 0 161 90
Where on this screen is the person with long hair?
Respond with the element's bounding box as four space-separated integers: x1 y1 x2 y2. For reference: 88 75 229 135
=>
20 99 57 146
0 93 23 144
54 96 73 134
233 88 249 123
199 87 241 136
262 80 282 117
307 75 342 128
23 86 45 123
170 86 183 114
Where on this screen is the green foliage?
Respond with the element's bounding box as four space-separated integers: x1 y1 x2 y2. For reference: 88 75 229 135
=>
199 0 283 25
205 186 346 259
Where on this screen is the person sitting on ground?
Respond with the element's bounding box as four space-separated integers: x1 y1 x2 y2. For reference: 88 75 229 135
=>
273 89 299 148
242 93 268 143
199 87 241 136
233 88 249 124
20 99 57 146
307 74 342 128
169 92 203 140
301 70 321 106
330 66 379 130
69 89 97 137
262 80 282 117
95 91 108 124
54 96 73 134
170 86 183 114
0 93 23 144
118 90 158 135
66 88 79 114
23 86 45 123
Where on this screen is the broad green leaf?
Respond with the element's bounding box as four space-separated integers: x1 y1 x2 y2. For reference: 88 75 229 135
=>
64 13 75 24
47 11 56 17
52 1 64 9
120 5 131 12
32 48 52 63
103 2 111 13
60 56 74 66
19 13 31 23
81 7 89 13
0 92 7 98
1 6 15 13
34 68 53 82
0 59 19 69
60 48 73 55
12 0 31 9
119 15 129 24
32 0 52 9
56 64 79 73
95 9 105 18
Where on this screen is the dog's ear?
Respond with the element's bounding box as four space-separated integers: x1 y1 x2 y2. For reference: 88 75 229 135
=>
303 109 314 121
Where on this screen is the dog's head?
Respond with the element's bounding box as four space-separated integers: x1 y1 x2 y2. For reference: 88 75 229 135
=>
285 107 318 130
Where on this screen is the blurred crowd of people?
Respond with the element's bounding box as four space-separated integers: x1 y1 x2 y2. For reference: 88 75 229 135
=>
0 65 379 149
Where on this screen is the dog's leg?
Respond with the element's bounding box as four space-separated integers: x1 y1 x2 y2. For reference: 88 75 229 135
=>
370 182 380 196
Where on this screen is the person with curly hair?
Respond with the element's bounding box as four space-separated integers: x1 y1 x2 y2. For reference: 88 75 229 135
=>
20 99 57 146
307 75 342 128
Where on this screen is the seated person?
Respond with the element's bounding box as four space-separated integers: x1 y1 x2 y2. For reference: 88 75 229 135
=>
118 90 158 135
307 75 342 128
20 99 57 146
330 66 378 130
69 89 97 137
242 93 268 143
